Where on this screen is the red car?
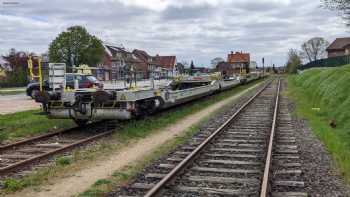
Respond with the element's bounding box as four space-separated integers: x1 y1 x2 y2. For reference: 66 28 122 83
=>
26 74 102 98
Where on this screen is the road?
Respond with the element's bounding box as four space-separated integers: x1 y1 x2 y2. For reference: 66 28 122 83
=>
0 93 40 115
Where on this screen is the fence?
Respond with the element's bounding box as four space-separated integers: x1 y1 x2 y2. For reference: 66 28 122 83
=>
298 55 350 70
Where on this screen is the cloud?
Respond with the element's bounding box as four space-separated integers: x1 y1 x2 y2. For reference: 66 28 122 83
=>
0 0 348 66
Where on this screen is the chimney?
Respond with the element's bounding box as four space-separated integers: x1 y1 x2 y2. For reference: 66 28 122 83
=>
231 51 233 54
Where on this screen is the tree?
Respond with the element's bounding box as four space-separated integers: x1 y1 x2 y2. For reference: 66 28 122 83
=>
49 26 104 71
175 62 185 74
286 49 302 74
210 57 225 69
1 49 36 87
323 0 350 26
301 37 329 62
189 60 195 76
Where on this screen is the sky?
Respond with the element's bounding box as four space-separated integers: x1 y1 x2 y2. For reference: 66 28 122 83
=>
0 0 348 67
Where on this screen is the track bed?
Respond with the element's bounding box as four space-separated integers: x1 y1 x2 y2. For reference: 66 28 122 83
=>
113 79 307 197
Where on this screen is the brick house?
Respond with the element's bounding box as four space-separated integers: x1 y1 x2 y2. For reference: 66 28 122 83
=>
227 51 250 73
217 51 250 76
98 44 142 81
326 37 350 58
132 49 153 78
97 44 177 81
151 55 177 78
217 61 234 77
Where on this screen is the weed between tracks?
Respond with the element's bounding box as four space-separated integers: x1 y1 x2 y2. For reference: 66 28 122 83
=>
0 79 265 194
287 65 350 183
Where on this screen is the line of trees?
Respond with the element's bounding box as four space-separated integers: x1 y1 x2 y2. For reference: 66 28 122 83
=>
286 37 329 74
286 0 349 74
1 26 105 87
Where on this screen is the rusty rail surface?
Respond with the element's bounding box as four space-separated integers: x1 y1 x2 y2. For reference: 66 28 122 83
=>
0 127 79 152
0 123 113 176
0 131 112 175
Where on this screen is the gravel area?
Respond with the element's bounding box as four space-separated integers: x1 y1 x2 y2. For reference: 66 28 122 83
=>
286 82 350 197
0 93 40 114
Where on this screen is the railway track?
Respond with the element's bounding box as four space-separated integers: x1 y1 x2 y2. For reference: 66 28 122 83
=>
116 79 307 197
0 122 115 178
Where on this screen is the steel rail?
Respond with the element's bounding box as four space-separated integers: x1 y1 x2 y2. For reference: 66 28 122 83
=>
0 121 108 152
0 130 113 176
260 79 281 197
144 80 274 197
0 127 79 152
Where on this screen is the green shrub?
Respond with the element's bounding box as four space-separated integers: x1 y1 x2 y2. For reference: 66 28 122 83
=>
55 156 72 166
93 179 111 186
3 179 24 192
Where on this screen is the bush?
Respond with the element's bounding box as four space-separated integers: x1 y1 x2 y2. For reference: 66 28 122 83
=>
3 179 24 192
55 156 72 166
0 70 28 88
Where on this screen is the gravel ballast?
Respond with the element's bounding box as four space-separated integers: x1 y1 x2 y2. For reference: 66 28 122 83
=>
286 81 350 197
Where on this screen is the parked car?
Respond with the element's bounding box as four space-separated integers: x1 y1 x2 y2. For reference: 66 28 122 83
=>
26 74 102 99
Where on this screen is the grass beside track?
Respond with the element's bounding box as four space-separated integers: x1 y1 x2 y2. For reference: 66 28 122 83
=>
79 122 202 197
0 79 265 194
0 91 25 95
0 87 26 95
287 65 350 183
0 110 74 143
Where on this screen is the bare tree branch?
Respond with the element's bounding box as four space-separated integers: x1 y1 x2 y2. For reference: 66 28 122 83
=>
300 37 329 62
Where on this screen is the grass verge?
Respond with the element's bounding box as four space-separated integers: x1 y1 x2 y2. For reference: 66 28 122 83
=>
0 90 25 95
0 110 74 143
287 66 350 183
79 123 201 197
0 79 265 194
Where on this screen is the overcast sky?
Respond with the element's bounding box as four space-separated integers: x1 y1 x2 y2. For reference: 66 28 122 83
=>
0 0 348 67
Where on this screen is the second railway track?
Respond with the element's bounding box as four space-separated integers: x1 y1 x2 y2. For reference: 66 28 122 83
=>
0 122 115 178
115 79 307 197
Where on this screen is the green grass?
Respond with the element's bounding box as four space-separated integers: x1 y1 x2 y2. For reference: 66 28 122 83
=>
0 90 26 95
0 79 266 194
287 65 350 183
0 110 74 143
0 87 26 95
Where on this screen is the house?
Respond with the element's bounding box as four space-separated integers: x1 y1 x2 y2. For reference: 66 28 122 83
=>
326 37 350 58
217 51 251 76
151 55 177 78
98 44 177 81
217 61 234 77
227 51 250 74
98 44 141 81
132 49 153 78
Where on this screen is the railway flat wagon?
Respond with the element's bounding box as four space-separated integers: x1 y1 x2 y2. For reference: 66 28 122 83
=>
37 64 264 125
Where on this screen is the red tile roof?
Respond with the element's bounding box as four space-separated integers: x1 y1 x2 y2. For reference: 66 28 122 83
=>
227 52 250 63
132 49 151 63
153 55 176 69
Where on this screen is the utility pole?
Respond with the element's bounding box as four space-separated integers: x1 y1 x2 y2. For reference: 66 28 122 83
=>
262 57 265 76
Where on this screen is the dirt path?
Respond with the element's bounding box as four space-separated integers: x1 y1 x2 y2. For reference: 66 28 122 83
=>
10 82 262 197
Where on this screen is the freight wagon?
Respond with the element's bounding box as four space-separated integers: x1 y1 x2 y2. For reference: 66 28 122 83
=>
36 63 264 125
